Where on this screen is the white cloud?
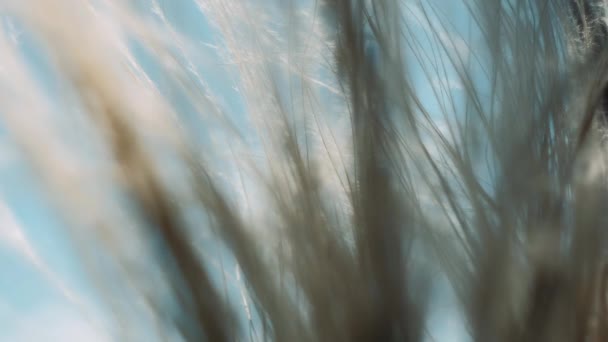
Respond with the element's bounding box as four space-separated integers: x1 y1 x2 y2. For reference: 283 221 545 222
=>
0 200 34 259
1 304 111 342
0 200 92 316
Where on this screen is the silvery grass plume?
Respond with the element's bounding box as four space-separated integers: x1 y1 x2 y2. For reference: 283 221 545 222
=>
1 0 608 341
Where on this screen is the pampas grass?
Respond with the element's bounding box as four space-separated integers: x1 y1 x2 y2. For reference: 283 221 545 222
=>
1 0 608 340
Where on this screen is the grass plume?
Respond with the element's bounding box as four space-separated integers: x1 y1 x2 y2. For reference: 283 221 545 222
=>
1 0 608 341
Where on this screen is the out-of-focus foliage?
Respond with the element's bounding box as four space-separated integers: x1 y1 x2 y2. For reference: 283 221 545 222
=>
1 0 608 341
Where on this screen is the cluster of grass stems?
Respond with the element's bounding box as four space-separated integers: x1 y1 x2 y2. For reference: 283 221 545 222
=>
3 0 608 341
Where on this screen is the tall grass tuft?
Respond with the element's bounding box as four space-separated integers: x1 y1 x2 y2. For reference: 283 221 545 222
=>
1 0 608 341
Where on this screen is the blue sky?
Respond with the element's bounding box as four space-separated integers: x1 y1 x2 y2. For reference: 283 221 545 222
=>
0 0 474 340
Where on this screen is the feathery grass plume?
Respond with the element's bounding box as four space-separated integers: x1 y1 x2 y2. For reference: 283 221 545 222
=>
2 0 608 341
